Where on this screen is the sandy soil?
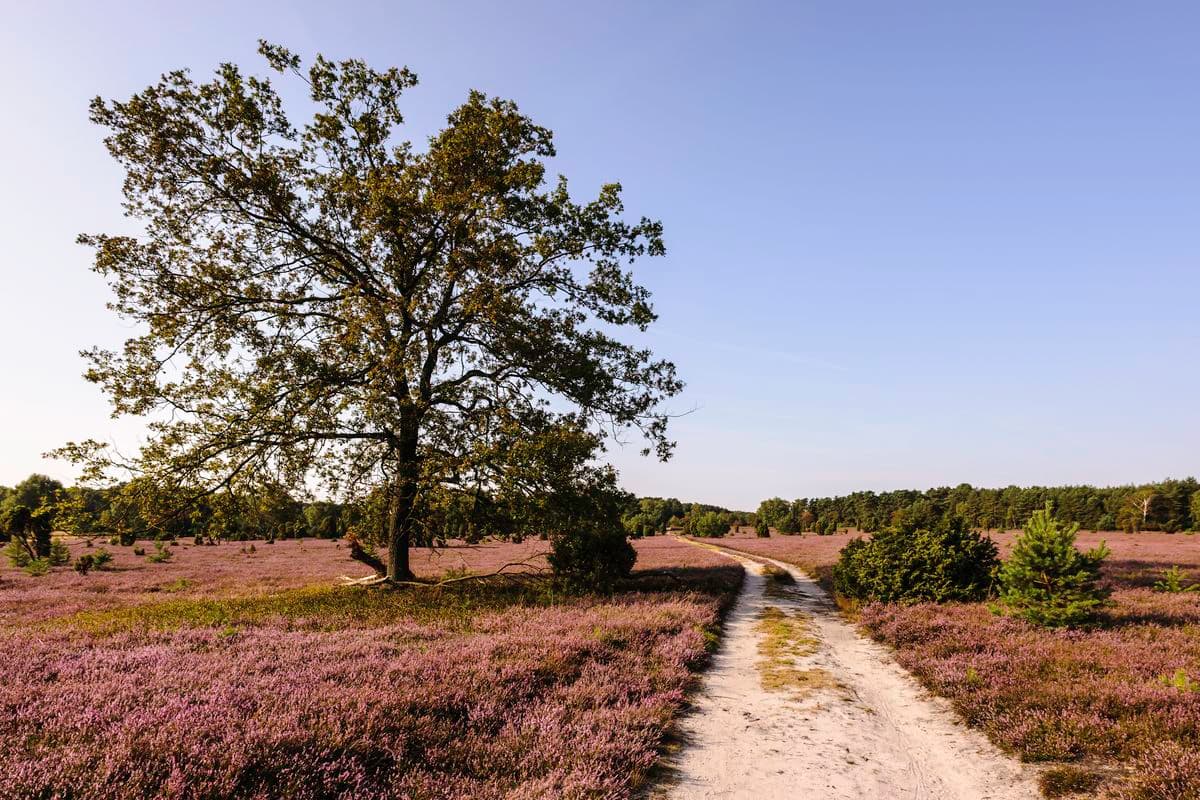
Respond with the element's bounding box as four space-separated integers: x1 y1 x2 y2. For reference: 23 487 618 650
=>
655 540 1040 800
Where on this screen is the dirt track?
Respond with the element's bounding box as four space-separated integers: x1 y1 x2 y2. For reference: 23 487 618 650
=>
656 541 1040 800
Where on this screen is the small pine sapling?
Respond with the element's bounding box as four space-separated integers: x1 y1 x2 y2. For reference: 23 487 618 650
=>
1153 566 1199 593
998 504 1111 628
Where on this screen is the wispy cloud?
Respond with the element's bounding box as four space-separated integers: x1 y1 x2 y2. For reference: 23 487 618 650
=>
647 327 851 373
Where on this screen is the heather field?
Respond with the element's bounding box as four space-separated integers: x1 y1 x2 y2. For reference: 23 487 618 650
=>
0 537 742 800
714 531 1200 799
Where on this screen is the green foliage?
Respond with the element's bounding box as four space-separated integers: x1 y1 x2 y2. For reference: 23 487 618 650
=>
24 559 50 577
832 520 1000 603
2 505 53 563
687 510 730 538
548 527 636 594
73 549 111 574
755 519 770 538
56 41 680 583
5 538 32 568
0 473 63 524
758 477 1200 535
544 469 637 593
1158 668 1200 693
621 497 685 538
756 498 790 530
74 555 93 574
1038 766 1104 798
48 539 71 566
146 540 173 564
998 505 1111 628
1153 566 1199 593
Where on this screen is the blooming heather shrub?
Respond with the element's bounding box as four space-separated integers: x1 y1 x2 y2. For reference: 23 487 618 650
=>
0 537 741 799
832 520 999 603
1108 742 1200 800
998 506 1111 628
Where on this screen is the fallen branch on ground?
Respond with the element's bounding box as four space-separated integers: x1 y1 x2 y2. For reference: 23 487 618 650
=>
337 559 549 588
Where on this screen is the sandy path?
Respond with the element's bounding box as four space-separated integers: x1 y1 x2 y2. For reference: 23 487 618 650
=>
655 540 1039 800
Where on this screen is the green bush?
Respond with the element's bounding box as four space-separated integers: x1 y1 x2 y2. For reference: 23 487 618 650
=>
755 519 770 538
24 558 50 577
49 539 71 566
5 538 32 568
1153 566 1198 593
688 511 729 538
146 540 173 563
548 527 635 594
997 504 1110 628
832 519 999 603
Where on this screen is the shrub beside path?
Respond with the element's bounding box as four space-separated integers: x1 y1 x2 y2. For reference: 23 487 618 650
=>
656 539 1040 800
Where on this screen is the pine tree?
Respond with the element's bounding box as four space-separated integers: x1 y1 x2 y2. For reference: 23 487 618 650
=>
998 504 1111 628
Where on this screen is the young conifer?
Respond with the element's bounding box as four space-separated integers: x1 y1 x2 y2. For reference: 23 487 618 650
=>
998 504 1111 628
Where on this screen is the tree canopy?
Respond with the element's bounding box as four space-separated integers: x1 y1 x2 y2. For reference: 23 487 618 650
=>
56 42 681 580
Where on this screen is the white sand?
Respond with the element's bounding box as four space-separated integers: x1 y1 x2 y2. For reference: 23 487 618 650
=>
656 541 1040 800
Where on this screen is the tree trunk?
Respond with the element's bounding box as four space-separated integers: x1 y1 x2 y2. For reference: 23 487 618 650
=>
387 504 412 581
387 425 419 582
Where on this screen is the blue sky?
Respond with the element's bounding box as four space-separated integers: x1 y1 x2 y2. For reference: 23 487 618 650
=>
1 1 1197 509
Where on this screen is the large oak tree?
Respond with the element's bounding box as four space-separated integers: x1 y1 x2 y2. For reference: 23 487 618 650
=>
59 42 681 580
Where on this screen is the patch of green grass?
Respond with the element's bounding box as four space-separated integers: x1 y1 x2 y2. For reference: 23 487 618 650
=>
152 578 195 594
755 605 840 698
49 580 554 636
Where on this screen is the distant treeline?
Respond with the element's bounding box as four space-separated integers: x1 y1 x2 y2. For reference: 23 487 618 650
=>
0 474 361 543
755 478 1200 535
1 473 747 546
620 497 751 538
8 472 1198 544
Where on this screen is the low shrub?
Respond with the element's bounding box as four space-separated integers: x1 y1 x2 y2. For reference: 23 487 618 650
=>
1152 566 1198 593
761 564 794 585
49 539 71 566
689 511 729 538
5 539 32 569
1157 668 1200 693
1038 765 1103 798
146 541 173 563
548 528 635 594
832 520 999 603
1110 743 1200 800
